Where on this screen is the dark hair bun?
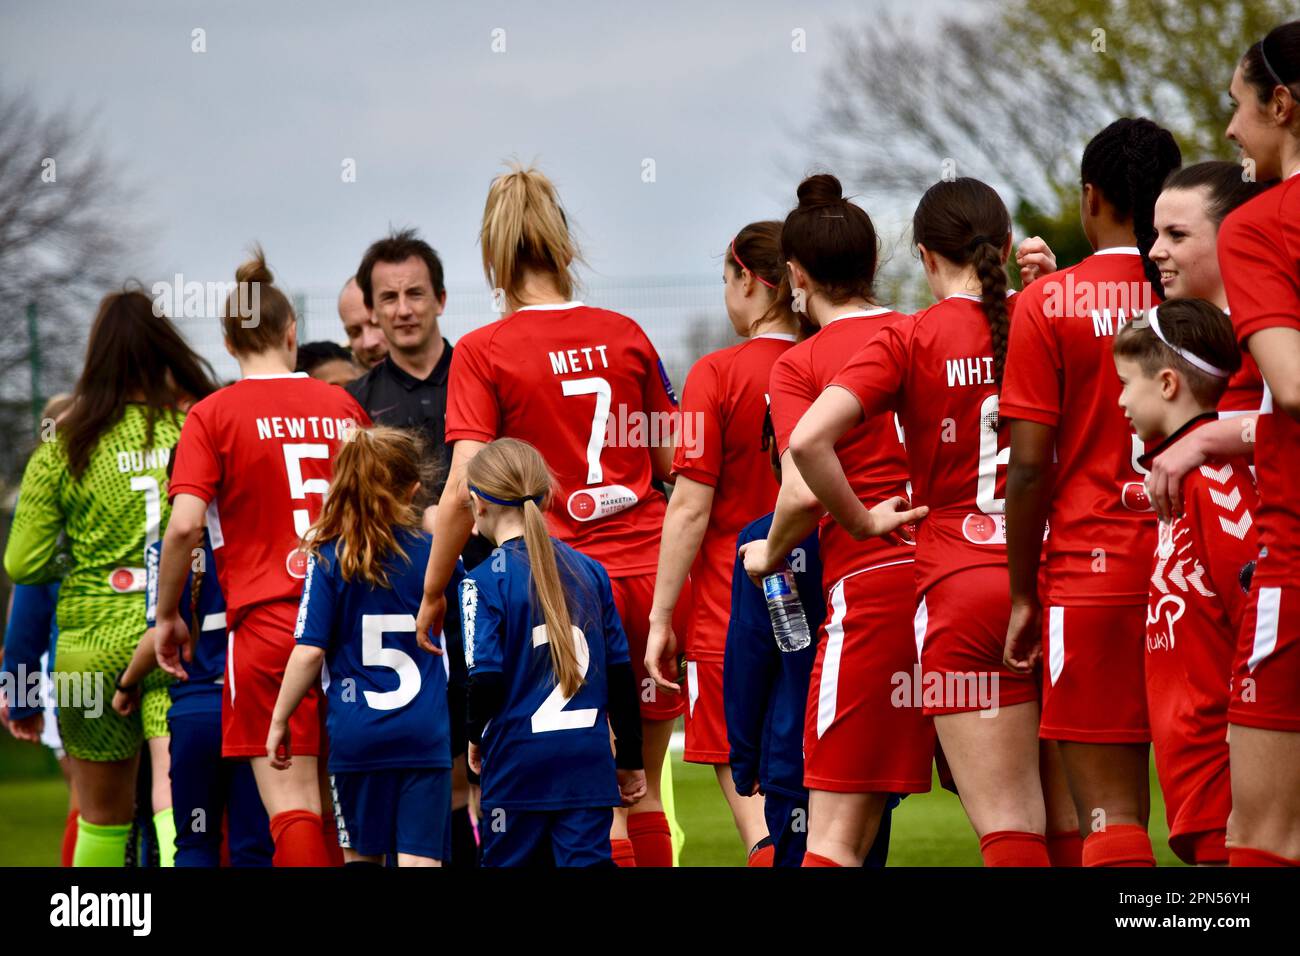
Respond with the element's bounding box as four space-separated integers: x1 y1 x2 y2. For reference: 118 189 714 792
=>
796 173 844 209
235 244 275 287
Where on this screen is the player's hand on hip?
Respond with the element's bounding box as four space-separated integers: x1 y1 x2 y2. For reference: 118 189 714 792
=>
644 613 680 694
416 593 447 654
154 613 192 679
861 497 929 540
617 769 647 807
740 539 780 587
1003 598 1043 674
266 720 292 770
1016 236 1056 286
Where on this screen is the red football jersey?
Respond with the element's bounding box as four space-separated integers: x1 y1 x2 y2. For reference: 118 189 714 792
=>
1145 428 1257 839
768 308 912 590
1218 348 1263 416
1000 248 1157 605
444 302 677 577
1219 174 1300 589
672 333 795 659
831 294 1011 596
168 374 369 620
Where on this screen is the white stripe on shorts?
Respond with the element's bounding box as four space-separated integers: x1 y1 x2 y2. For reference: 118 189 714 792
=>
1048 606 1065 686
1248 587 1282 672
227 630 236 704
912 597 928 664
686 660 699 717
816 579 848 739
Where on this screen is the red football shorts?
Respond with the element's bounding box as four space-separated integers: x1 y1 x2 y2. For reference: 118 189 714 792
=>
684 657 729 764
610 572 688 722
912 566 1039 716
1040 604 1149 743
803 559 935 793
1230 585 1300 732
223 599 322 758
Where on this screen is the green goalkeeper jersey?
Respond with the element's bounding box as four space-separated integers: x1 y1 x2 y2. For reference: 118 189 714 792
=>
5 404 185 760
5 403 184 600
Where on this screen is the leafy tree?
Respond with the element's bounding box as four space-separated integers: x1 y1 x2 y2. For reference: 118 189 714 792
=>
811 0 1291 274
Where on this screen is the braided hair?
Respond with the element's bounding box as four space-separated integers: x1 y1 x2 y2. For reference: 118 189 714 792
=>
912 177 1013 386
1080 118 1182 304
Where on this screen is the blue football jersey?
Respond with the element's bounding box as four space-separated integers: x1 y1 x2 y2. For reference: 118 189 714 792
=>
145 534 227 716
294 528 452 773
1 580 59 721
724 513 825 798
462 537 630 811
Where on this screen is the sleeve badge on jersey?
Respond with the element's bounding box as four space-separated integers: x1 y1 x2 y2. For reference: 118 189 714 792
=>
656 359 679 407
461 578 478 668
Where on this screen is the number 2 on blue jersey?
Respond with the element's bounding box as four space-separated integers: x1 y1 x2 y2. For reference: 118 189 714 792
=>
530 624 596 733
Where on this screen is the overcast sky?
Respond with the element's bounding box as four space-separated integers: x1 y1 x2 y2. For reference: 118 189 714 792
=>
2 0 958 296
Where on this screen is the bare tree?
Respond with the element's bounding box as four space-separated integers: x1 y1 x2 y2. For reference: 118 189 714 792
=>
0 86 139 487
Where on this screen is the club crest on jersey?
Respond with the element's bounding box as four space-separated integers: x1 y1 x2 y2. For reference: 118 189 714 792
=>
285 548 310 579
1157 520 1176 559
108 567 147 593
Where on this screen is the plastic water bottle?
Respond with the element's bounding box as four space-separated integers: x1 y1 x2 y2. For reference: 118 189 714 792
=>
763 569 812 653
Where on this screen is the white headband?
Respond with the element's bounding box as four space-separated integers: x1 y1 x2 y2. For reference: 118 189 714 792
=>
1145 305 1230 379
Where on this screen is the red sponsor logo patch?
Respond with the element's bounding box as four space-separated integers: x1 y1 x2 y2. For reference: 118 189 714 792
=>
1122 481 1152 512
570 492 596 520
109 568 136 592
285 548 309 579
962 514 997 544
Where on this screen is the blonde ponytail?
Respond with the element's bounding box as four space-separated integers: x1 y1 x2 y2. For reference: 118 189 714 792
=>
521 498 582 698
466 437 584 697
480 163 583 308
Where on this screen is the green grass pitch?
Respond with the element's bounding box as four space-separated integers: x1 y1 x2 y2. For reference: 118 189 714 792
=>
0 733 1182 867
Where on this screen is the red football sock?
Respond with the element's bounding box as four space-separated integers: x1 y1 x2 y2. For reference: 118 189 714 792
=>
1082 824 1155 867
627 811 673 867
979 830 1051 867
1229 846 1300 867
748 842 775 867
269 810 332 867
321 814 344 867
802 851 842 867
610 837 637 867
1047 830 1083 867
61 810 79 867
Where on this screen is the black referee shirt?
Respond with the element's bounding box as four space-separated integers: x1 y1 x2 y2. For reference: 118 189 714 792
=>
346 338 454 492
345 338 494 573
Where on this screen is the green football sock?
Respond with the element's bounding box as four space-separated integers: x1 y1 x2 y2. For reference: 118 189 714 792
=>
73 818 130 868
153 809 177 868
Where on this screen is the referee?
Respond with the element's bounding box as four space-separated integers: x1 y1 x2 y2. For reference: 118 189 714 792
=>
346 228 455 496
